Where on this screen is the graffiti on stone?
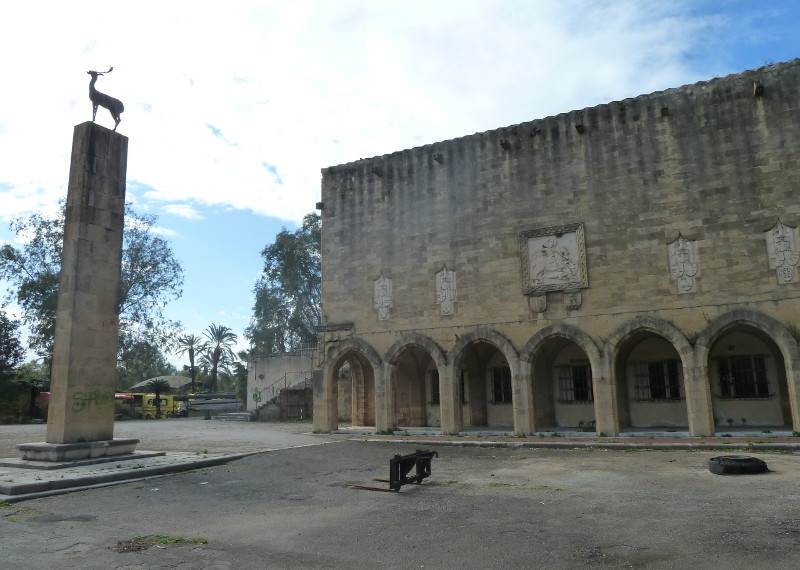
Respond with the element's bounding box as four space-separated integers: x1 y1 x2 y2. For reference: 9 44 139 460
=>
71 390 115 413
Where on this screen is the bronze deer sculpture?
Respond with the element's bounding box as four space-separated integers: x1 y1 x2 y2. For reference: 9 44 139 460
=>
87 67 124 131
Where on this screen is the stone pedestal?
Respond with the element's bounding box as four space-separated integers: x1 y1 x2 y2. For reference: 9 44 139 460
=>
40 122 130 453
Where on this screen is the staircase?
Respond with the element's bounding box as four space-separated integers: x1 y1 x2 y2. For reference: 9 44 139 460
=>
214 412 254 422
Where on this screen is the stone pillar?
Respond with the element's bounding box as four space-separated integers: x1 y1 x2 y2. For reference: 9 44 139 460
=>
511 359 534 436
593 358 619 436
439 364 462 434
46 122 127 445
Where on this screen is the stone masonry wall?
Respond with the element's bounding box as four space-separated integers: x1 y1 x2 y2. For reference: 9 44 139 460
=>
320 60 800 354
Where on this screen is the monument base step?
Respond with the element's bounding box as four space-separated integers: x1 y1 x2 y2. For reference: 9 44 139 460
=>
15 438 140 462
0 450 165 470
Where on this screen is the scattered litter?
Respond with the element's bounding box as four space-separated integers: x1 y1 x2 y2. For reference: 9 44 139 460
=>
150 488 160 492
156 545 166 549
200 482 209 485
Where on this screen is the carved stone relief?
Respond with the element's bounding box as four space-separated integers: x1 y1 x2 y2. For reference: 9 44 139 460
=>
668 234 699 294
529 294 546 313
373 275 393 320
564 290 582 310
520 223 588 295
766 220 800 284
435 265 457 316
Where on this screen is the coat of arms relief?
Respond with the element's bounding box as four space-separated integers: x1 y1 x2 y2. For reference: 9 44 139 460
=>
520 223 588 311
766 220 800 284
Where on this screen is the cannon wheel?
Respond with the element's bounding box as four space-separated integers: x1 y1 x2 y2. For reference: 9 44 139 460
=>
708 455 769 475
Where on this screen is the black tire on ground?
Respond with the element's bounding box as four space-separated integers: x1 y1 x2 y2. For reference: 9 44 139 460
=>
708 455 769 475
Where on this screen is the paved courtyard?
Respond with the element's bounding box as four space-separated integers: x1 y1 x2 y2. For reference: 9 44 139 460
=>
2 421 800 568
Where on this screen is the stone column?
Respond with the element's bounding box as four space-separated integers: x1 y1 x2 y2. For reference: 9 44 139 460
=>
439 364 462 434
45 122 128 445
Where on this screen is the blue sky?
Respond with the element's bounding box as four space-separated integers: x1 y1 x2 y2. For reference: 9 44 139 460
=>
1 0 798 365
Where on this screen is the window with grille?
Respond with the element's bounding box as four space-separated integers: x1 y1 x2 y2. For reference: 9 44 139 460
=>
491 367 512 403
632 360 682 401
717 355 770 399
430 370 440 405
557 364 593 403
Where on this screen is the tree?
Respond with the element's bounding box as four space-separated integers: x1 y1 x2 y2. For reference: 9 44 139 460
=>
203 324 237 392
0 312 34 418
0 204 184 359
116 339 177 390
143 378 172 419
175 334 207 393
246 212 320 353
0 310 25 384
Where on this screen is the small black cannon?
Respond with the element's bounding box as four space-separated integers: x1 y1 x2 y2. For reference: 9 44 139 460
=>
349 449 438 492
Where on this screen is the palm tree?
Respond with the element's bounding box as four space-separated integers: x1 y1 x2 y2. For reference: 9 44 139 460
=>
175 334 207 393
203 324 237 393
144 378 172 419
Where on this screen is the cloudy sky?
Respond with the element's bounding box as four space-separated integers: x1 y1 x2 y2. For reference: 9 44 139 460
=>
1 0 798 364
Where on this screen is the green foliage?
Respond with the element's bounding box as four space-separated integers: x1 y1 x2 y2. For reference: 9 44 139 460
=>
0 205 184 360
175 334 208 393
143 377 173 419
246 213 320 353
116 339 177 390
203 324 237 392
135 534 208 545
0 310 25 382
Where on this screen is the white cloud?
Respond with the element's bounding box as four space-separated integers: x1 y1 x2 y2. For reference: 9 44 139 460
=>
1 0 741 226
162 204 204 220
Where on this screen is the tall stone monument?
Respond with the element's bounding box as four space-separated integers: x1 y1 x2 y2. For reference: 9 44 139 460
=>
17 122 138 461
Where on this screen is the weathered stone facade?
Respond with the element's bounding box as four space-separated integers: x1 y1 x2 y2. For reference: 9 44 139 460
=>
314 60 800 436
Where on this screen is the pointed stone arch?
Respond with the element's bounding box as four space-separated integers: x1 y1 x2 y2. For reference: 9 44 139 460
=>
605 316 695 433
384 333 448 429
695 309 800 432
520 323 604 434
448 328 521 432
314 338 383 432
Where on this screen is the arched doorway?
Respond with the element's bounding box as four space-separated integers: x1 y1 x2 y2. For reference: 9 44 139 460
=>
456 340 513 429
707 326 791 429
391 346 439 427
614 333 688 429
317 340 380 431
531 337 595 430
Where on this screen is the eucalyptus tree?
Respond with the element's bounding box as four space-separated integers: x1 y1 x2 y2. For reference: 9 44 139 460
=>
246 212 320 353
0 205 184 359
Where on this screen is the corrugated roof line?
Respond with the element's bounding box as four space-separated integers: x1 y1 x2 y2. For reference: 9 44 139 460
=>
322 58 800 173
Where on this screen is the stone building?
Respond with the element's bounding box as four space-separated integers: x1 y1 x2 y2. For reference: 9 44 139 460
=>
313 59 800 437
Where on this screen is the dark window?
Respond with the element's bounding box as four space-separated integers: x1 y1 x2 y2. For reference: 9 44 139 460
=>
632 360 682 401
557 365 593 403
492 367 512 403
459 370 467 404
718 355 770 399
430 370 440 405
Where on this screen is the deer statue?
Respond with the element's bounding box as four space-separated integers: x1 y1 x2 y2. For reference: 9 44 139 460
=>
87 67 124 131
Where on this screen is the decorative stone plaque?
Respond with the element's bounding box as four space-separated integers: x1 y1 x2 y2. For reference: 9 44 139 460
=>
565 290 582 310
668 234 699 294
766 220 800 284
435 265 457 316
529 294 547 313
373 275 393 320
520 223 588 295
